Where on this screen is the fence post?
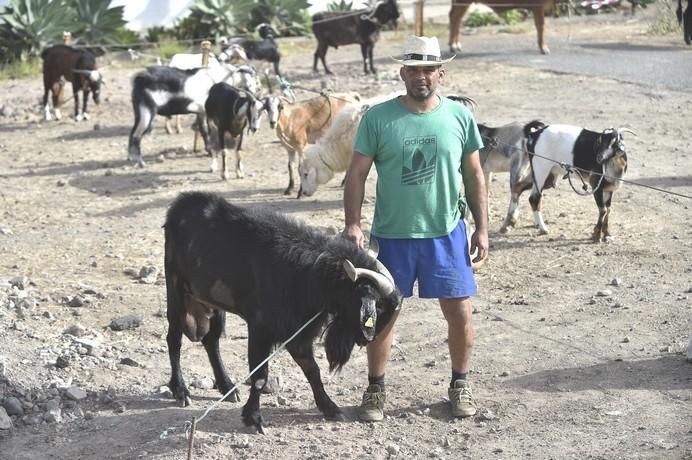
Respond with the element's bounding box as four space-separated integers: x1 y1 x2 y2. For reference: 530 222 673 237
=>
415 0 425 36
193 40 213 153
63 31 72 46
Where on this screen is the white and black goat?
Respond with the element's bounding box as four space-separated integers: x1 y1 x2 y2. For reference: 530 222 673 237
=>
127 64 256 167
165 53 259 134
522 121 635 242
204 82 281 180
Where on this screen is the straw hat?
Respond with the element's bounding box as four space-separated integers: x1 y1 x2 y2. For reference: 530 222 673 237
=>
392 36 455 66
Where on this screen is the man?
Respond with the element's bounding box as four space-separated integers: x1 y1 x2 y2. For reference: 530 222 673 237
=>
342 35 488 421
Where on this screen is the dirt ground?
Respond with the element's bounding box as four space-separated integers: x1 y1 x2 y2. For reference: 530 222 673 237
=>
0 9 691 460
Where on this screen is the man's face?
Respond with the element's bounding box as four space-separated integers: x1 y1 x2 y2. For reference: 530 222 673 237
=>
400 65 445 101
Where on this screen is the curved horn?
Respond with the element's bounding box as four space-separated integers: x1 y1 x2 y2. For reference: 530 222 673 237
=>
343 260 395 296
368 243 396 288
617 127 637 136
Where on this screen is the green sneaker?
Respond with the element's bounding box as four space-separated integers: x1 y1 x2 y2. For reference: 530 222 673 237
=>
448 380 477 418
359 384 386 422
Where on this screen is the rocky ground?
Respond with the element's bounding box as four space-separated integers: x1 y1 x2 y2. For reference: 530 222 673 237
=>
0 8 691 460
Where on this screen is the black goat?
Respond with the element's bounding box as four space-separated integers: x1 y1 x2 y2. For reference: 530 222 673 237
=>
164 192 401 433
127 64 240 167
205 83 281 180
677 0 691 45
226 24 282 76
41 44 103 121
312 0 400 74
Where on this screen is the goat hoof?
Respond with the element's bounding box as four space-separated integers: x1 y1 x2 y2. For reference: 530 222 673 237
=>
538 228 549 235
499 225 509 234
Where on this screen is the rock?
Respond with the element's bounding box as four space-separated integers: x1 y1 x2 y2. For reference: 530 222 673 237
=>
119 357 140 367
479 408 496 421
74 338 101 356
277 395 288 406
191 376 214 390
67 295 86 308
386 443 400 456
0 407 13 430
109 314 143 331
43 408 62 423
610 278 621 286
93 123 102 131
3 397 23 417
0 104 15 118
63 324 87 337
621 336 630 343
55 355 70 369
9 276 28 290
596 290 612 297
138 265 159 284
64 387 88 401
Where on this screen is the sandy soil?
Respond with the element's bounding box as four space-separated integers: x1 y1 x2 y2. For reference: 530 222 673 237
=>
0 10 690 460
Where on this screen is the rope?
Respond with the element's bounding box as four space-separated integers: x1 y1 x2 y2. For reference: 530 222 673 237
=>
175 310 322 438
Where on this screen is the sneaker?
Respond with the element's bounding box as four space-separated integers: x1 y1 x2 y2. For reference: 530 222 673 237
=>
448 380 477 418
359 384 386 422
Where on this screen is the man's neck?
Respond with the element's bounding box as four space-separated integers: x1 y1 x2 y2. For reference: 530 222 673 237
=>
399 93 440 113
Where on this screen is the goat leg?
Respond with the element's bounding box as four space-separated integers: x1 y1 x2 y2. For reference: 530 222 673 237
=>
165 116 174 134
287 344 344 421
202 312 240 403
242 331 271 433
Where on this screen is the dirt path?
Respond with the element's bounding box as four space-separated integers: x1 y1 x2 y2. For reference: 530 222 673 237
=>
0 10 690 460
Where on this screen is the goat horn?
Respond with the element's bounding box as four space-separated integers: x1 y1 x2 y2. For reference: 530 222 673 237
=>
365 239 396 290
617 127 637 136
343 260 395 296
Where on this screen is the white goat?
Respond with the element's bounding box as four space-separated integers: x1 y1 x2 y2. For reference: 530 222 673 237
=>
298 91 404 197
298 92 479 198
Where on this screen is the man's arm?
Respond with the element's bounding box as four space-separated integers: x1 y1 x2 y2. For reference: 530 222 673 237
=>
461 150 489 264
343 151 374 248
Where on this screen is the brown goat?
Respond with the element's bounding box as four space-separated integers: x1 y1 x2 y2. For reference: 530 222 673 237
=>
275 92 360 196
449 0 556 54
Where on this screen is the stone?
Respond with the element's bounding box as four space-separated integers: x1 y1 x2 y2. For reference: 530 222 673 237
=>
2 397 23 417
63 324 87 337
9 276 28 290
120 357 140 367
64 387 87 401
109 314 143 331
55 355 70 369
191 376 214 390
596 290 612 297
0 407 13 430
138 266 159 284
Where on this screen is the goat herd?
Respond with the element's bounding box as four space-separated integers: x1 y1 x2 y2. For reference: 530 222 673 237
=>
26 0 687 434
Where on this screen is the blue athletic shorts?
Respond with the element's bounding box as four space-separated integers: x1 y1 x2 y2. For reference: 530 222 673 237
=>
371 220 477 299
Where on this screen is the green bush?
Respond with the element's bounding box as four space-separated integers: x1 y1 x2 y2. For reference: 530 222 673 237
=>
0 55 41 79
464 11 501 27
648 0 681 35
498 9 524 25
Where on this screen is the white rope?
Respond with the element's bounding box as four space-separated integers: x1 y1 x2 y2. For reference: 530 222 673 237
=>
177 310 323 437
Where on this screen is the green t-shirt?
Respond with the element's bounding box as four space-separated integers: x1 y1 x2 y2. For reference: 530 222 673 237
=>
353 95 483 238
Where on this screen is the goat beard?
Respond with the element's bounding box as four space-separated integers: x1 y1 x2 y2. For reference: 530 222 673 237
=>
324 316 357 372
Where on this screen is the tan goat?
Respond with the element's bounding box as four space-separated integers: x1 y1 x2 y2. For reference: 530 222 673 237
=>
276 91 360 196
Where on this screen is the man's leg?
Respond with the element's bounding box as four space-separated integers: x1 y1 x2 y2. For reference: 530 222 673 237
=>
440 297 477 417
359 309 400 422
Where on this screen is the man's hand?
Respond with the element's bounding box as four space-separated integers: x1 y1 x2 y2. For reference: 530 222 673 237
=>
470 229 488 267
342 224 366 248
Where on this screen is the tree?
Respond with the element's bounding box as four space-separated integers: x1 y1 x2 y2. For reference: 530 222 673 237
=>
327 0 354 12
68 0 127 47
